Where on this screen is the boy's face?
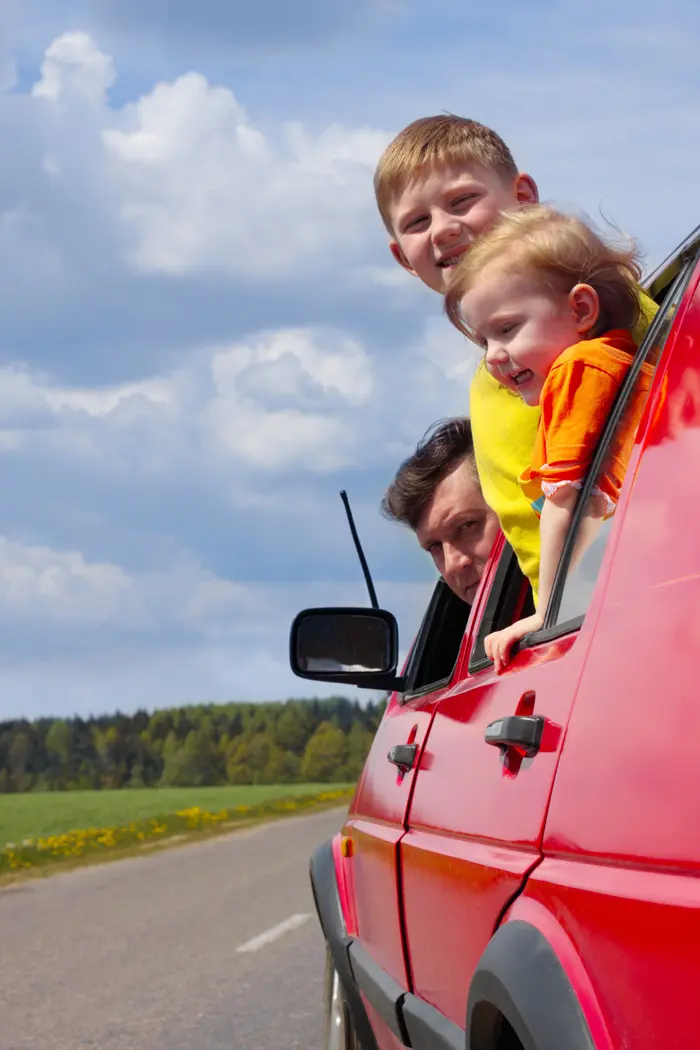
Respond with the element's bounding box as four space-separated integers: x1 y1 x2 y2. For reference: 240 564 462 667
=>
387 162 538 294
460 266 599 407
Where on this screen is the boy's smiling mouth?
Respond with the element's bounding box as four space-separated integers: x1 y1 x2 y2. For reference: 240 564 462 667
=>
436 247 468 268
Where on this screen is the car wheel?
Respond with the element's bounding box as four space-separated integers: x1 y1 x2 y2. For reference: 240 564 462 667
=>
324 947 362 1050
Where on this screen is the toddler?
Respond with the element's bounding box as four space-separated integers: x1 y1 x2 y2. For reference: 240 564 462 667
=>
445 206 654 671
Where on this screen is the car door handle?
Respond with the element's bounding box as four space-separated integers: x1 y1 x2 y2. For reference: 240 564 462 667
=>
387 744 418 771
484 715 544 757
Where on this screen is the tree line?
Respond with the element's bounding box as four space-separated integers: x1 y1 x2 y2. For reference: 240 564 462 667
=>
0 697 386 793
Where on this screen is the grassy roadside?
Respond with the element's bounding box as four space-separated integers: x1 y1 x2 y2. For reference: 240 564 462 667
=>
0 787 353 887
0 783 351 844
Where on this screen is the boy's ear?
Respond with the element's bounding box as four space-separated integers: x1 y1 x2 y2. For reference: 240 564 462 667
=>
569 283 600 333
389 240 418 277
514 173 539 205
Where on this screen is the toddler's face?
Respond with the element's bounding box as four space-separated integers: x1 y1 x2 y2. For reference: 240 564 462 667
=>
461 267 584 406
387 163 537 293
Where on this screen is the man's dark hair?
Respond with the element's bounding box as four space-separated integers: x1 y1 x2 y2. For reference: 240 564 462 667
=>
381 417 477 531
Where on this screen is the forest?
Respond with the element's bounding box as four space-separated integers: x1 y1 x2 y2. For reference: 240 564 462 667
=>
0 696 386 793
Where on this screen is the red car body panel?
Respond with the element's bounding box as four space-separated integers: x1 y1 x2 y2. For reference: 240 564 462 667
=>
340 690 438 989
400 622 592 1026
521 859 700 1049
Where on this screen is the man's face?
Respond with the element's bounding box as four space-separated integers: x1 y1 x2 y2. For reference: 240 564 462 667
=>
416 458 500 603
387 162 538 294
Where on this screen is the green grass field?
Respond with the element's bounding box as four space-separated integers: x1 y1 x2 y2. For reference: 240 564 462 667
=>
0 783 351 846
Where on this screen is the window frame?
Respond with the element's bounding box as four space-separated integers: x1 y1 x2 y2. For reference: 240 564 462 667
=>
400 577 472 701
468 543 534 674
542 251 700 633
467 242 700 665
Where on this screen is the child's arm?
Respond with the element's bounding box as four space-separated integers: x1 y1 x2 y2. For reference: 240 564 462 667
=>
485 484 604 673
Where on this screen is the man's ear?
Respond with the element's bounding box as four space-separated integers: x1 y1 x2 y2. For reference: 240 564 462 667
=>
389 240 418 277
569 283 600 333
514 173 539 205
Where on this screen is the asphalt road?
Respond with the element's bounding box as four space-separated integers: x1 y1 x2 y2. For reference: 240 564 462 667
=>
0 805 347 1050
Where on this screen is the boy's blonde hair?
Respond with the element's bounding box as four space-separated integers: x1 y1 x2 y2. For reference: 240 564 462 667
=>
444 205 642 341
374 115 518 234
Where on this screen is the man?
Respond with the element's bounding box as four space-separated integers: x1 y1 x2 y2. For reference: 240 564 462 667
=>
381 417 500 604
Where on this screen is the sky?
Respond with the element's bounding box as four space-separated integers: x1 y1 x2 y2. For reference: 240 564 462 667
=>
0 0 698 719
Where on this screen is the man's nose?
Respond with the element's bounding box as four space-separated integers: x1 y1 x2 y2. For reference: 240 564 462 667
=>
444 544 471 576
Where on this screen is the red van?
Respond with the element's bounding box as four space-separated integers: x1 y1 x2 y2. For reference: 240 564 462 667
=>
290 224 700 1050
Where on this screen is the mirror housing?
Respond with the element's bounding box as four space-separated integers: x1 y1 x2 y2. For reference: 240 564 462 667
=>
289 607 405 691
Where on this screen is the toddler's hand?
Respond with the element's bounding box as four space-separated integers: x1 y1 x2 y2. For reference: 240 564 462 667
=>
485 613 544 674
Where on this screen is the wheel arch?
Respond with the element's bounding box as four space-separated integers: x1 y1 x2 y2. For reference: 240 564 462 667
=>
467 917 602 1050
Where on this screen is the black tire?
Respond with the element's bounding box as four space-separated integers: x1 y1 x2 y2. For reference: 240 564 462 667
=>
323 947 363 1050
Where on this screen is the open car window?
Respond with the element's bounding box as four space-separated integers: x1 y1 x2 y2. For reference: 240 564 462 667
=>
468 544 534 673
469 240 700 666
549 251 699 632
402 578 472 699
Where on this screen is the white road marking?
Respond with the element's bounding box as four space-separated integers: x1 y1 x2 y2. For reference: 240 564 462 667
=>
236 912 312 953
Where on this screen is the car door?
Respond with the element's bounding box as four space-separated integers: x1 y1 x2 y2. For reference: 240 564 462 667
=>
395 247 692 1044
342 578 475 1049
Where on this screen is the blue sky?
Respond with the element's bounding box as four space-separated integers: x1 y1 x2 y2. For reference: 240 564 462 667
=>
0 0 698 718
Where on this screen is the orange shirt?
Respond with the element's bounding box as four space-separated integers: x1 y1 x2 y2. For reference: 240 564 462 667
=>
519 330 655 512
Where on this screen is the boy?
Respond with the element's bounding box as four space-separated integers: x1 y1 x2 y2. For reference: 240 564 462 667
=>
374 115 656 602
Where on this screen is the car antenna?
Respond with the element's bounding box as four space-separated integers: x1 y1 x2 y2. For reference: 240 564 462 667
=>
339 490 379 610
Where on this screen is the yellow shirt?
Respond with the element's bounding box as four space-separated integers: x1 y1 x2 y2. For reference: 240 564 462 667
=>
469 290 659 603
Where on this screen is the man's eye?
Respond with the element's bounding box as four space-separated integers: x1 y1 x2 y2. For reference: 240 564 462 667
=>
459 520 479 532
500 322 516 335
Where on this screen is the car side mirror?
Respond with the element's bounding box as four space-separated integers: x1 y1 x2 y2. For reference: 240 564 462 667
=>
289 607 404 691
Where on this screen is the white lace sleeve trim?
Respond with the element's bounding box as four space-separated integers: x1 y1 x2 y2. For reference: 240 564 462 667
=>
539 475 615 517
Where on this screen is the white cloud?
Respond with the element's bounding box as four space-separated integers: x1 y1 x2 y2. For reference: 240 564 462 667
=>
205 326 374 471
0 536 133 623
0 32 394 309
0 311 474 481
44 376 174 417
32 31 116 105
0 365 176 429
0 325 380 474
209 405 352 472
101 68 390 276
0 534 252 634
211 327 373 404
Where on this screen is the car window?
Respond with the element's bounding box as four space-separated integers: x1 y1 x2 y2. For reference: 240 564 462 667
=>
468 543 534 673
551 258 697 628
468 251 699 665
402 578 471 698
